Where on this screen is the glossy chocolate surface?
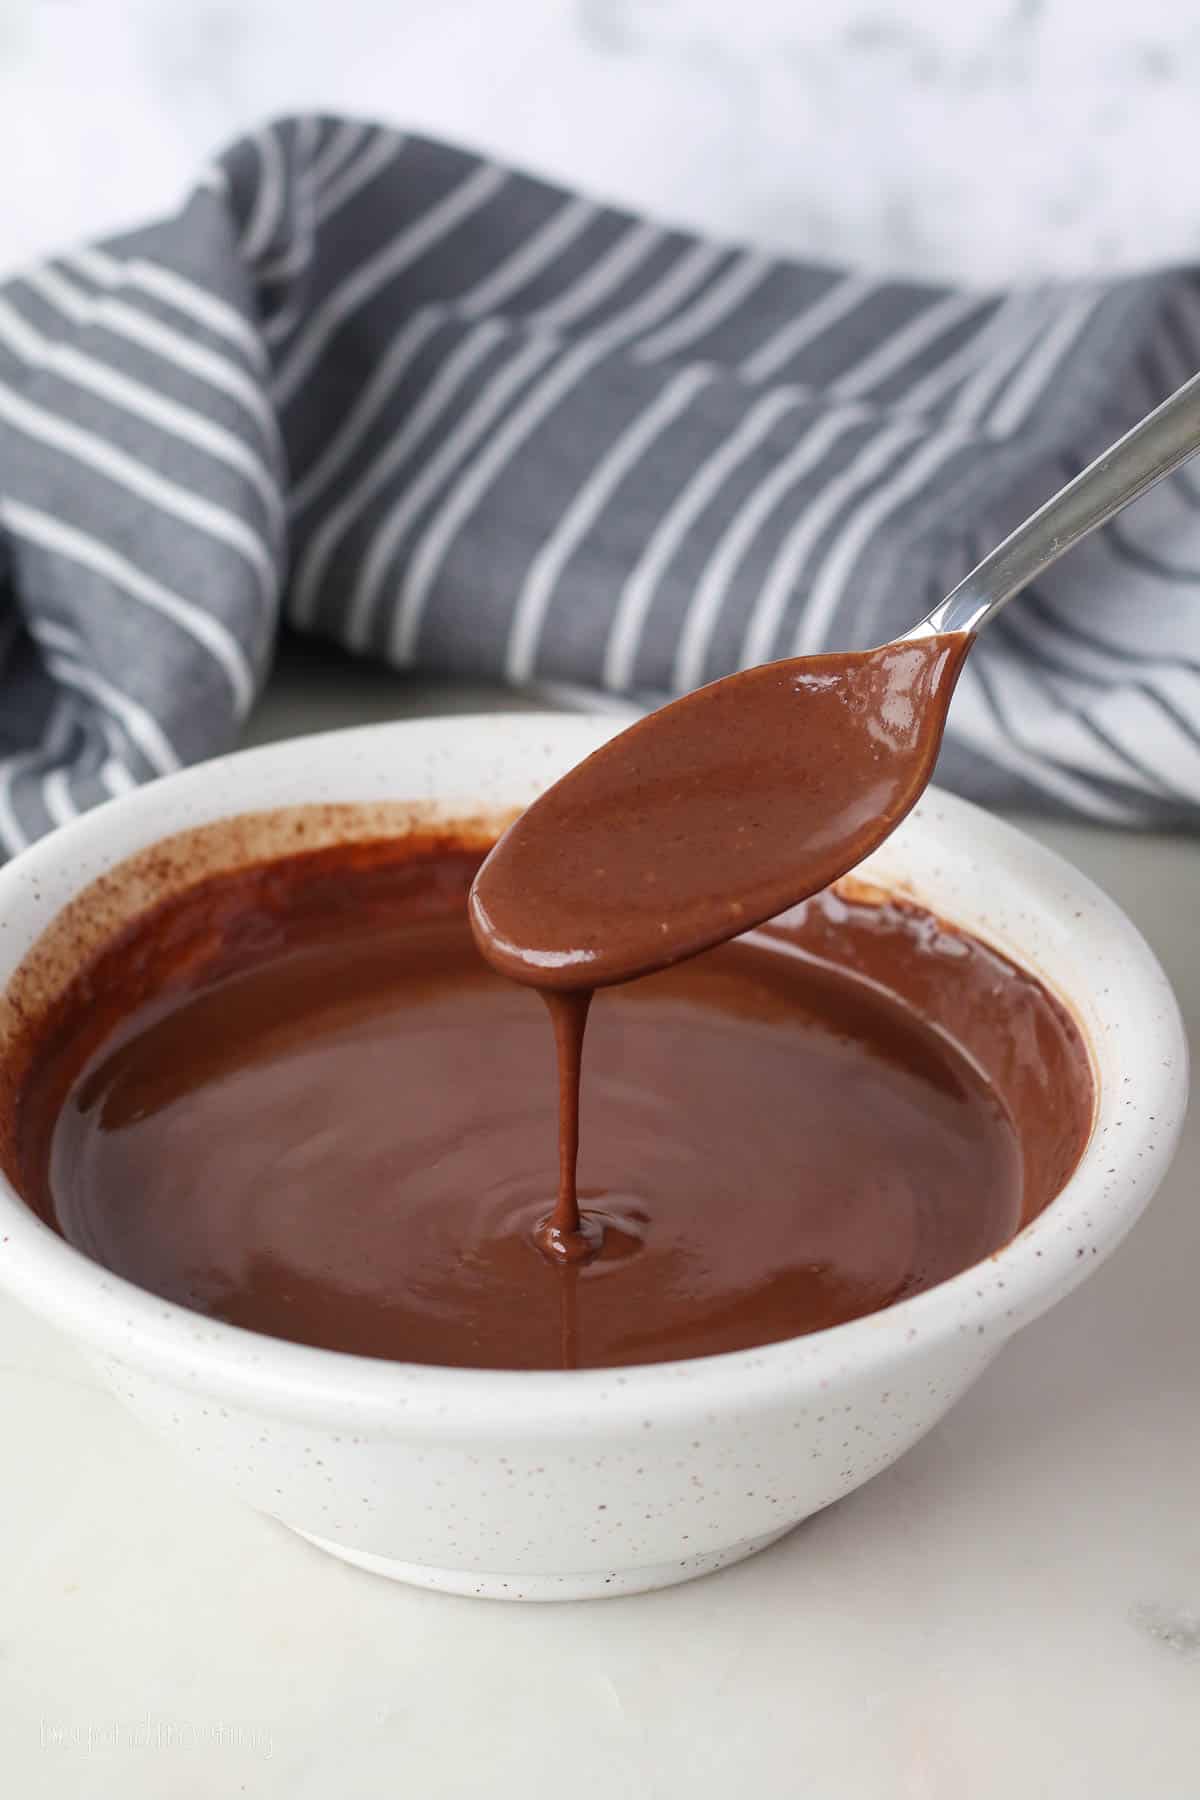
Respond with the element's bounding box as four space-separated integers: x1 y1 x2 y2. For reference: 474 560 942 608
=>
12 838 1092 1371
470 637 971 992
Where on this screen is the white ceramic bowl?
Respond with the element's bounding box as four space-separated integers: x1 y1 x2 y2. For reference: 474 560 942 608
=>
0 715 1187 1600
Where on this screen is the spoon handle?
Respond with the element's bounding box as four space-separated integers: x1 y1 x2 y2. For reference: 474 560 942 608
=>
912 366 1200 639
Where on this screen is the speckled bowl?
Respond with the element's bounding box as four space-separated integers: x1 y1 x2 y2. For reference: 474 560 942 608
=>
0 715 1187 1600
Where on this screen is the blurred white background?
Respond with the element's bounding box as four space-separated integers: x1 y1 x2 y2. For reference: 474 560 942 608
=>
2 0 1198 282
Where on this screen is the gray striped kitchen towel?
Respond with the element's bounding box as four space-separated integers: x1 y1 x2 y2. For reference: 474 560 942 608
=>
0 113 1198 856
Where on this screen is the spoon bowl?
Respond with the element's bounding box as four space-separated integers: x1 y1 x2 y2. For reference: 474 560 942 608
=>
470 635 970 990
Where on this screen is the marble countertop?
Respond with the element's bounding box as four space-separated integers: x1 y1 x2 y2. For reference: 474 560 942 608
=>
2 0 1199 284
0 650 1197 1798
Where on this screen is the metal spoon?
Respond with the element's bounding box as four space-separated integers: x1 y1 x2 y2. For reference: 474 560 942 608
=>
471 369 1200 993
906 365 1200 642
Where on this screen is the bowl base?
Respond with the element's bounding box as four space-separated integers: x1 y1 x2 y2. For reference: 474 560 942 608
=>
292 1523 796 1600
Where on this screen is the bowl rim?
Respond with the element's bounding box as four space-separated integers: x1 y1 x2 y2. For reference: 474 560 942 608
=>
0 712 1187 1433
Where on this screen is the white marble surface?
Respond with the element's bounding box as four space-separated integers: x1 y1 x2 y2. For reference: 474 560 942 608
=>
0 655 1197 1797
1 0 1199 283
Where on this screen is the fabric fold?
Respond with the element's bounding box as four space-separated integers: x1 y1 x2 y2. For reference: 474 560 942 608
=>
0 112 1197 855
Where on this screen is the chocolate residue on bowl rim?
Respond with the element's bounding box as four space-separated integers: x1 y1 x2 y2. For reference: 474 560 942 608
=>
0 802 518 1190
